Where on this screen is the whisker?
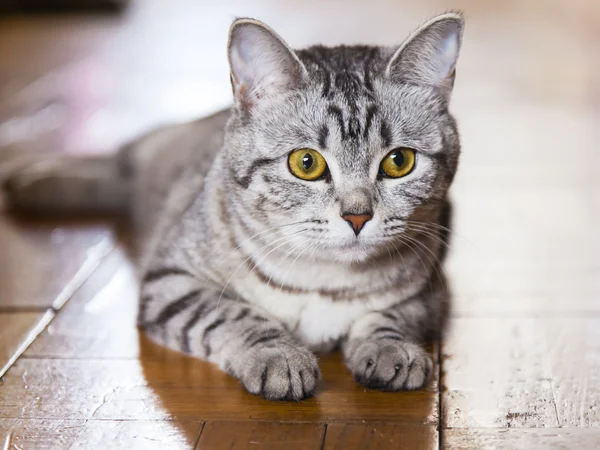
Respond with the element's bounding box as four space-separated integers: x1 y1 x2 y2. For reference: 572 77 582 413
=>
395 236 433 292
384 244 394 269
175 219 318 252
197 220 315 286
308 235 324 262
279 241 315 295
404 225 452 252
264 237 307 289
216 228 309 306
388 240 411 285
405 219 452 233
246 232 308 284
406 220 480 252
399 234 447 293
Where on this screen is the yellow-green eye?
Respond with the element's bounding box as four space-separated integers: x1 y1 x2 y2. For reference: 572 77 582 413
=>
288 149 328 181
379 148 416 178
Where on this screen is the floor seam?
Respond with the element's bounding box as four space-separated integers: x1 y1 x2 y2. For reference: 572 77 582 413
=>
319 423 328 450
192 421 206 449
0 243 115 380
0 309 55 379
51 238 115 311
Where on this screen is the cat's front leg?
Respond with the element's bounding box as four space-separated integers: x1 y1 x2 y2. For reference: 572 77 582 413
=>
342 280 447 391
140 279 320 400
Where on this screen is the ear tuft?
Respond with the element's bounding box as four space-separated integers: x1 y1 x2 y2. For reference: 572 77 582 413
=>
386 12 464 100
228 18 306 110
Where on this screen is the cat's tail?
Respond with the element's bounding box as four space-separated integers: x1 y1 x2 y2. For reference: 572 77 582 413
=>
1 152 132 216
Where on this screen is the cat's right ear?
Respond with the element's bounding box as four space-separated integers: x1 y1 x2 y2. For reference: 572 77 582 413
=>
386 12 464 101
228 18 306 110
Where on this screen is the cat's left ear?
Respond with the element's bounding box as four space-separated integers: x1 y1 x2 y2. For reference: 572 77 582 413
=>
386 12 464 101
228 18 307 110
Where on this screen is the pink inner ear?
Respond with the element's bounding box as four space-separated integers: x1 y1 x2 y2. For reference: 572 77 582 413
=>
437 31 459 79
385 15 463 100
228 21 305 108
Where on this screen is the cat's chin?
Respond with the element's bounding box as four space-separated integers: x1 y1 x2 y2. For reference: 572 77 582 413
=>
333 250 374 264
317 240 384 265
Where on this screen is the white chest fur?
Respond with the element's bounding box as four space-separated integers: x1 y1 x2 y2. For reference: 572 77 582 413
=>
218 229 427 350
233 274 404 350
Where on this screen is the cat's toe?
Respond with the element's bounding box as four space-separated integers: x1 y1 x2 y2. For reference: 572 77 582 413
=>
241 344 320 400
347 340 433 391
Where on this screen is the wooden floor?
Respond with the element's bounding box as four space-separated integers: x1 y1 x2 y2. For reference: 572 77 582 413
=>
0 0 599 448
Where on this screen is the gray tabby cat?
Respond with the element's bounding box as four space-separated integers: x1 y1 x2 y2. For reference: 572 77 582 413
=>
3 12 463 400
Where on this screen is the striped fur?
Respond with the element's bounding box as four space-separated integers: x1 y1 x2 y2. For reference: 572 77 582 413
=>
3 13 464 400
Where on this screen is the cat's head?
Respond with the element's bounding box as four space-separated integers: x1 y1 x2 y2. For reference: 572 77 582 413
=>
223 13 463 264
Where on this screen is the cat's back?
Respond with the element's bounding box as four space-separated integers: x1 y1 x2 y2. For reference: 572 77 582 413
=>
126 108 231 266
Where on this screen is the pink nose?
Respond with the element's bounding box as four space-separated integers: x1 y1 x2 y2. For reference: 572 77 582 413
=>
342 213 373 235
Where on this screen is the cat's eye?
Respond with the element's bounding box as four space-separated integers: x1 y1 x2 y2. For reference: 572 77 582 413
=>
379 148 416 178
288 149 328 181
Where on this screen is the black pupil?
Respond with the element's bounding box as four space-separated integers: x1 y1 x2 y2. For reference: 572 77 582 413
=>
302 154 313 170
391 151 405 167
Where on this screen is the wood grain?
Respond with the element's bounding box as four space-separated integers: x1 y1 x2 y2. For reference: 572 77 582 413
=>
444 428 600 450
442 317 600 428
71 419 203 450
443 317 558 428
17 245 439 425
0 419 85 450
0 217 113 309
0 419 202 450
25 247 140 359
543 318 600 427
446 188 600 315
0 311 53 378
1 349 438 424
323 423 437 450
196 422 324 450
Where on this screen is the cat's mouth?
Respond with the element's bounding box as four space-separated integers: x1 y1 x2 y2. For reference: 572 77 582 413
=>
315 236 388 263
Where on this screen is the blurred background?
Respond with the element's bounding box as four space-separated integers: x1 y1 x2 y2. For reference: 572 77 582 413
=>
0 0 597 312
0 0 598 444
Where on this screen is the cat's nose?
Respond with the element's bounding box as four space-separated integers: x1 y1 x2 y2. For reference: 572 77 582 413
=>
341 213 373 235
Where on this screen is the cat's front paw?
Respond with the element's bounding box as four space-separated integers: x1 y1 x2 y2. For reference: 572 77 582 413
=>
241 344 320 401
345 339 433 391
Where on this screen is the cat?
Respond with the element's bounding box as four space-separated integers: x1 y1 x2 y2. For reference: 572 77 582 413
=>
3 12 464 400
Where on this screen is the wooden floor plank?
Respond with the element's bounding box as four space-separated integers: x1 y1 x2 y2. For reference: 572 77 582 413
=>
1 348 438 424
442 317 600 428
0 419 201 450
543 318 600 427
444 428 600 450
0 311 53 378
71 420 203 450
196 421 324 450
446 186 600 315
25 247 140 359
323 423 437 450
0 217 114 310
0 418 85 450
442 317 556 428
16 245 439 425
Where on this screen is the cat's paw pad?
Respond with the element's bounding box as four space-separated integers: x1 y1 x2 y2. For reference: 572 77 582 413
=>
346 340 433 391
241 344 320 400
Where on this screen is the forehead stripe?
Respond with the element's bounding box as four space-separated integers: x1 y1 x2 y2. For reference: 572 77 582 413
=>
318 124 329 149
327 105 346 141
380 120 392 148
363 104 378 139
